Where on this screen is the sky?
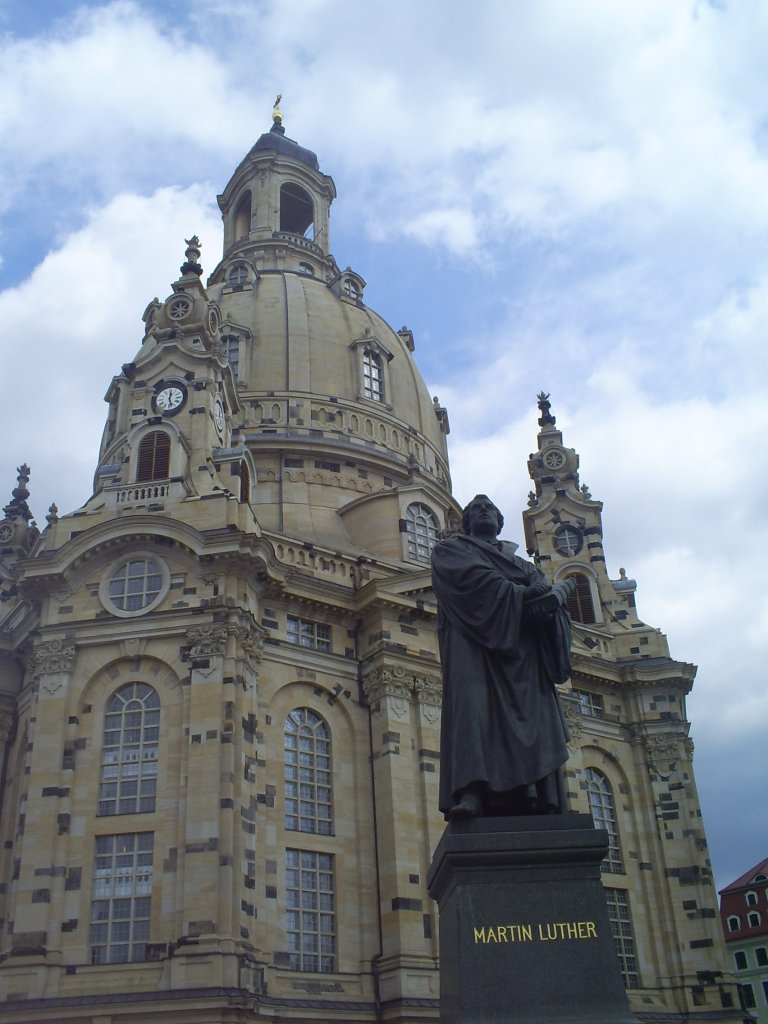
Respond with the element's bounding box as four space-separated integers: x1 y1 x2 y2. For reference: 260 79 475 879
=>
0 0 765 896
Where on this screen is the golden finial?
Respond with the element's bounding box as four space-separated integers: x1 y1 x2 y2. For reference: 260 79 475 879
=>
272 94 283 124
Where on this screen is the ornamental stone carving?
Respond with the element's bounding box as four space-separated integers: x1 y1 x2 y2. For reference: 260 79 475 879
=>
563 703 584 738
645 734 679 761
31 638 77 681
186 624 227 658
362 664 412 719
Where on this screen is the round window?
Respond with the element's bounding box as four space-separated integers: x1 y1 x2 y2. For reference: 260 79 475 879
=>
99 554 170 617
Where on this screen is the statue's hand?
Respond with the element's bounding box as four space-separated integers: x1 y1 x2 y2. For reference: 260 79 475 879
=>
523 580 550 601
552 577 577 600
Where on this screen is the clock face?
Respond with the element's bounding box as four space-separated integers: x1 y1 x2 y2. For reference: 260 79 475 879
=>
213 398 225 433
155 384 186 414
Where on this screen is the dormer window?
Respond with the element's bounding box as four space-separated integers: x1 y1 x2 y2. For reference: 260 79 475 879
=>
227 263 249 288
280 182 314 238
405 503 439 563
298 261 314 276
343 278 360 300
363 349 383 402
350 337 392 406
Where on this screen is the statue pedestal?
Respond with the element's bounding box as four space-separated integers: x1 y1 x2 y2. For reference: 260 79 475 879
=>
427 813 635 1024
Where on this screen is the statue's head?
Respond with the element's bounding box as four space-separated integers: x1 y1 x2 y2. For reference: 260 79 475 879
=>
461 494 504 536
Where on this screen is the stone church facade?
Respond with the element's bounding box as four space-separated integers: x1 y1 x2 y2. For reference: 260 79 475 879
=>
0 114 738 1022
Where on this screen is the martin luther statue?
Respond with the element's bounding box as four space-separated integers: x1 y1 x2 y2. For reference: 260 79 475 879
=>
431 495 576 820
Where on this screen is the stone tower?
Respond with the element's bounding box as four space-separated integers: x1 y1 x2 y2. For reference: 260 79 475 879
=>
524 392 738 1020
0 120 738 1023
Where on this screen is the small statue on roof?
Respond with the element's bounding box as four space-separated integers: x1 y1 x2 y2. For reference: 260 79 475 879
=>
537 391 556 427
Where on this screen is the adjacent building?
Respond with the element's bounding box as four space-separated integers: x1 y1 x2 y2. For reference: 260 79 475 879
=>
720 858 768 1021
0 112 740 1022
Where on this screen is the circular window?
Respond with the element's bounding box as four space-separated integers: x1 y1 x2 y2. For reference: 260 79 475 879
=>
168 296 192 321
99 554 170 618
543 448 565 470
554 525 583 557
227 263 249 287
0 522 14 543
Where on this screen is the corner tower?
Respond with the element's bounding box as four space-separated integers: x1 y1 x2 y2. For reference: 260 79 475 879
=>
524 394 739 1022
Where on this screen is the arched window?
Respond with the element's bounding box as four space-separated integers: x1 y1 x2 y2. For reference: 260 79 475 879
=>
239 460 251 503
746 891 758 906
280 182 313 237
748 911 761 928
98 683 160 816
727 915 741 932
136 431 170 482
584 767 622 872
565 571 596 624
234 191 252 240
284 708 332 835
405 503 439 563
756 947 768 966
362 348 383 402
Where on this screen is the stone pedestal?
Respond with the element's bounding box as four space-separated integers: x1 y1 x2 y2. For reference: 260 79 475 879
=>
427 813 635 1024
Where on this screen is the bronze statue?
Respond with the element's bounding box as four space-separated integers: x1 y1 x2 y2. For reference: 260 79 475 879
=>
431 495 575 820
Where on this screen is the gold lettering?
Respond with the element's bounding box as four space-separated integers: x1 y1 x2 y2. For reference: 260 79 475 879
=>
487 927 498 943
521 924 533 941
566 922 578 939
587 921 597 938
473 927 486 944
497 925 508 942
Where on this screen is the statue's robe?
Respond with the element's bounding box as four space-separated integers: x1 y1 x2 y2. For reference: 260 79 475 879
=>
431 534 572 815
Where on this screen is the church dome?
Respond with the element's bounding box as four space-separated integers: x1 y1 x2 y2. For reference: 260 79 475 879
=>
201 117 454 554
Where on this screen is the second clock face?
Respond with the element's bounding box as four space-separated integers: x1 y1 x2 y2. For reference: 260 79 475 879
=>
155 383 186 414
213 398 225 433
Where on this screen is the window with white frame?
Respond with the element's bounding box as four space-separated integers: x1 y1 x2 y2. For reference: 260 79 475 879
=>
734 951 747 970
584 768 622 873
727 915 741 932
284 708 332 835
572 689 604 719
98 683 159 816
285 849 335 972
222 334 240 378
405 503 439 563
757 946 768 966
342 277 360 300
362 348 383 402
748 911 761 928
746 891 758 906
603 887 639 989
740 983 756 1010
90 832 153 964
106 558 165 613
286 615 331 653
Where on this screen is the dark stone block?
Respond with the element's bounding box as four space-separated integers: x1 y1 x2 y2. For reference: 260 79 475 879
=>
428 813 633 1024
